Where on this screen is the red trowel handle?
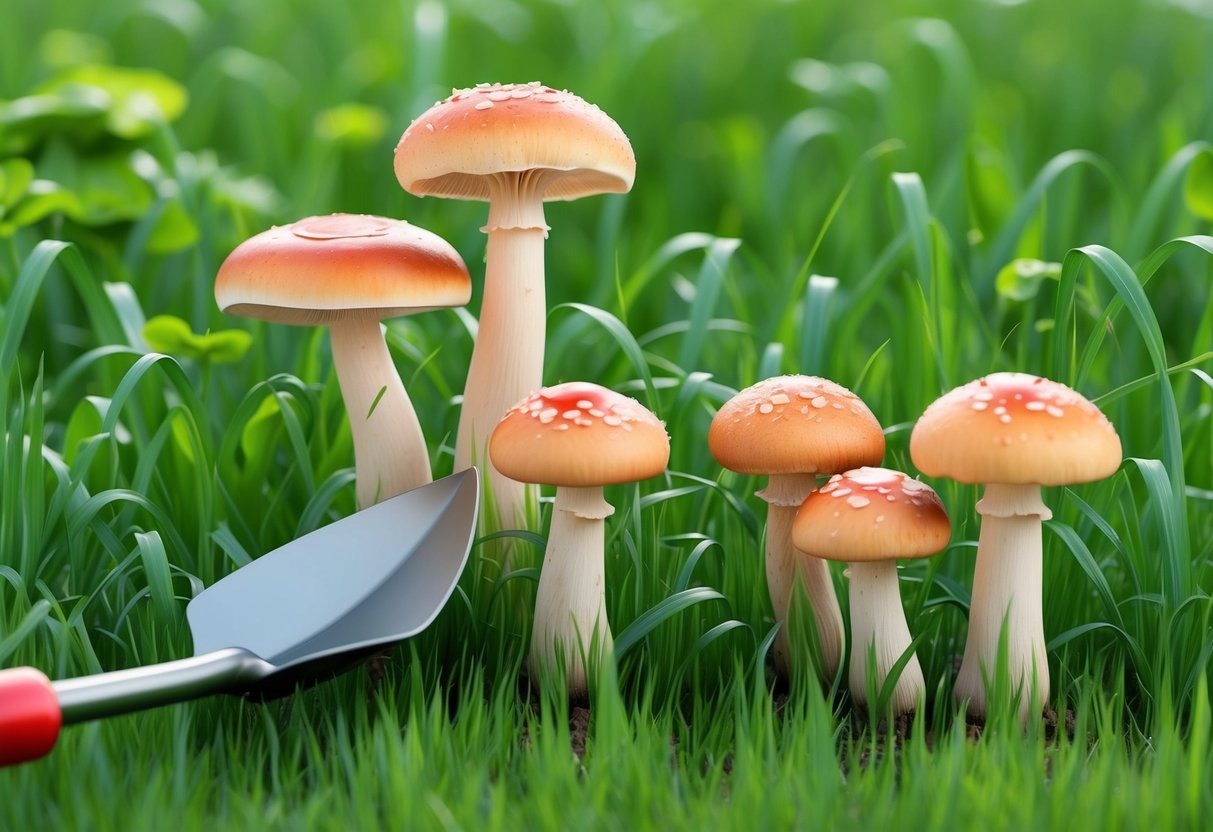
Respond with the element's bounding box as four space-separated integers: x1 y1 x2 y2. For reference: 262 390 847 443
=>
0 667 62 766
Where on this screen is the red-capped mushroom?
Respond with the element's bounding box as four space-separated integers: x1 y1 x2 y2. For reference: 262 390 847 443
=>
911 372 1122 723
794 467 951 714
490 382 668 698
708 375 886 681
216 213 470 507
395 83 636 530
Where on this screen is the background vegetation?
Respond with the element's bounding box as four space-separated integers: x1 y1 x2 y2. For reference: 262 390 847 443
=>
1 0 1211 827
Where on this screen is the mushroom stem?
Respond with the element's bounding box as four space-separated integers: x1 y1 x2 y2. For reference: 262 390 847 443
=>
759 472 845 681
329 317 431 508
454 172 549 530
529 485 615 698
954 482 1051 724
847 560 925 715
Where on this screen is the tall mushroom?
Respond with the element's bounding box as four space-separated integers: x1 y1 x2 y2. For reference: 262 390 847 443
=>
215 213 470 508
490 382 669 698
793 467 951 714
708 375 886 681
910 372 1121 723
394 82 636 530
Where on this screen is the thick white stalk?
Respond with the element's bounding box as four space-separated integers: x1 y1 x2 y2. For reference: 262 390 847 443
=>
759 473 845 681
329 317 430 509
454 173 549 530
954 482 1051 724
848 560 924 715
529 486 614 698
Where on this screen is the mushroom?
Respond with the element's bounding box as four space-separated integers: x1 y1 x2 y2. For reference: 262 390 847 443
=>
910 372 1122 723
489 381 669 698
708 375 886 681
394 82 636 529
793 467 951 714
215 213 470 508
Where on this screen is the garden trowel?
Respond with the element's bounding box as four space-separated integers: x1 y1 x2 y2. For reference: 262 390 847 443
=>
0 467 479 766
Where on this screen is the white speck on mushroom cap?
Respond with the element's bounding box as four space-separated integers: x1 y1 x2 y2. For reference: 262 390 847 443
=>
707 375 885 477
820 467 943 514
940 372 1116 429
910 372 1121 488
440 82 576 110
490 380 670 488
506 381 666 435
793 465 950 561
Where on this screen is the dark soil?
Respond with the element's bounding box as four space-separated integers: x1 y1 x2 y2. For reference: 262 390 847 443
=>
569 705 591 759
963 707 1077 742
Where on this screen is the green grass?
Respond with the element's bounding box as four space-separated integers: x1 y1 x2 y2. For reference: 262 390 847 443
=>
2 0 1212 827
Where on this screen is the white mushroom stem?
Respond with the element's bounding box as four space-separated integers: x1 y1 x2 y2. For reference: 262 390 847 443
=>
847 560 925 715
954 482 1052 724
530 485 615 698
757 472 845 681
329 317 431 509
454 171 552 530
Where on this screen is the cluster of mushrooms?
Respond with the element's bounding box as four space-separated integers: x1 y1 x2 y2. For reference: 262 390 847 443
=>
212 82 1123 723
711 372 1121 723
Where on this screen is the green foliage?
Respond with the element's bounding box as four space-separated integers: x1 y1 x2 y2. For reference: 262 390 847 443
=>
142 315 251 364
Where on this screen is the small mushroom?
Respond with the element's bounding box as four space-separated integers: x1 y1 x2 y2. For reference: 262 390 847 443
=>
910 372 1122 723
708 375 886 681
395 82 636 530
490 381 669 698
793 467 951 715
215 213 470 508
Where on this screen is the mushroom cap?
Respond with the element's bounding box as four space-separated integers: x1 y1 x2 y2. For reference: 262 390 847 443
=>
393 82 636 202
215 214 471 325
490 382 669 487
909 372 1122 486
708 375 885 476
792 467 951 562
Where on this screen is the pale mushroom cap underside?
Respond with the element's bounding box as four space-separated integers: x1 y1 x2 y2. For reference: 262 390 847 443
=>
490 381 669 487
793 467 951 562
708 375 886 475
910 372 1122 485
394 82 636 202
215 214 471 325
